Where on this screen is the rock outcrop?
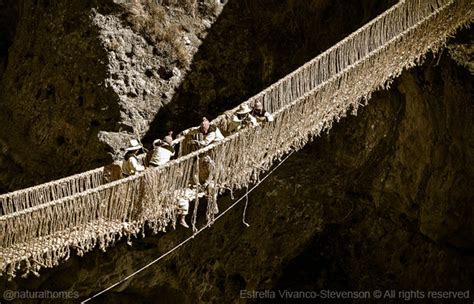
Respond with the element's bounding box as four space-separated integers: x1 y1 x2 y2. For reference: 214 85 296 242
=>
0 0 224 192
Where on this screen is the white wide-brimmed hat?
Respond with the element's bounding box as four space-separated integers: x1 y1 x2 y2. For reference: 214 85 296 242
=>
125 139 142 151
236 103 252 115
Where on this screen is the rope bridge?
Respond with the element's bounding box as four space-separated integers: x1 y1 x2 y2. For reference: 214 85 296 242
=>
0 0 472 278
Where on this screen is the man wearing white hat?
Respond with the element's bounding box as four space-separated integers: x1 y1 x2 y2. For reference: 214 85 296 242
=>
122 139 145 176
229 103 257 133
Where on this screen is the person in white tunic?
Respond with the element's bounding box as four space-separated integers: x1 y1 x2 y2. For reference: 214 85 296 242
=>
149 132 175 167
122 139 145 176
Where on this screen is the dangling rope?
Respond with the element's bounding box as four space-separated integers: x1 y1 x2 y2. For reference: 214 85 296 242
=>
191 155 200 232
242 186 250 227
81 150 295 304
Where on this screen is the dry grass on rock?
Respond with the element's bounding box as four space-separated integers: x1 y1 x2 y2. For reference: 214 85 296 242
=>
118 0 221 67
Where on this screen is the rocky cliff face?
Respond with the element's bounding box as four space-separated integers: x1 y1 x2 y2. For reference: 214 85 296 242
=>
0 0 224 192
0 0 121 192
0 0 19 79
0 0 472 303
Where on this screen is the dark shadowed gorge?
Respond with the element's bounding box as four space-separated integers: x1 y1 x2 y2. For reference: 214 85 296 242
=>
0 0 472 303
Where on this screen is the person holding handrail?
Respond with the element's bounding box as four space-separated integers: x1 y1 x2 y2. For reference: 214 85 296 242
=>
189 117 224 148
149 131 176 167
228 103 258 133
122 139 145 176
251 100 274 123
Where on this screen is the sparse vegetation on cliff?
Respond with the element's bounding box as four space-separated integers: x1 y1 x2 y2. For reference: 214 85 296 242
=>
118 0 221 67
